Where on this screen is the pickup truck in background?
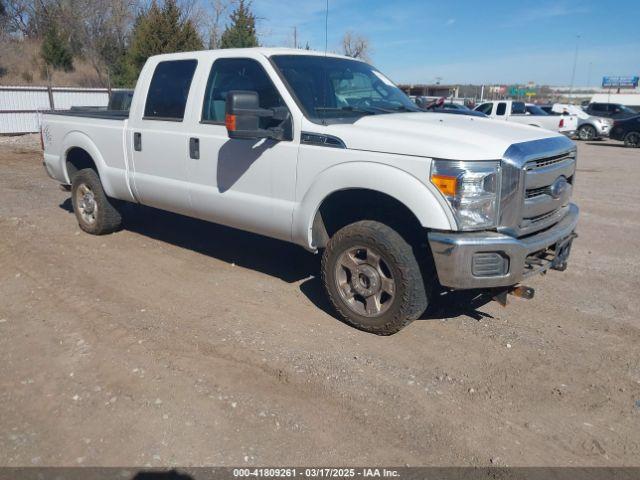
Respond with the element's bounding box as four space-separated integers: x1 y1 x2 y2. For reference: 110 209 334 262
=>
41 48 579 335
475 100 578 135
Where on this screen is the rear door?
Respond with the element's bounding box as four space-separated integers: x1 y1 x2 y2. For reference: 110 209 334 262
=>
494 102 508 120
129 58 198 215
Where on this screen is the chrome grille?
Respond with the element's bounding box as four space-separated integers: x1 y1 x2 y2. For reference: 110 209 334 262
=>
521 153 575 234
525 152 574 171
525 186 549 198
499 137 577 238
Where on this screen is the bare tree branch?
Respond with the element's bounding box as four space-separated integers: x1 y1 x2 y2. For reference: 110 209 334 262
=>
341 30 371 62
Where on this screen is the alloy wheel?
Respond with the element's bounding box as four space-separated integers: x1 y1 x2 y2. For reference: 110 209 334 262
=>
334 246 396 317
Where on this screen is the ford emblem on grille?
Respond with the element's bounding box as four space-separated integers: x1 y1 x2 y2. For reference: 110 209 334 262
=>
549 176 569 199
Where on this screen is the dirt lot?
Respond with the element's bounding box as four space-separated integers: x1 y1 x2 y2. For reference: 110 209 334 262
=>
1 137 639 467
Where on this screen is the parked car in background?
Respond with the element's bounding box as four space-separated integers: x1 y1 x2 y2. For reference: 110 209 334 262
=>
609 115 640 147
590 94 640 114
540 105 560 115
475 100 578 135
415 97 487 117
108 89 134 111
541 103 612 141
68 89 134 113
40 48 579 335
584 102 638 120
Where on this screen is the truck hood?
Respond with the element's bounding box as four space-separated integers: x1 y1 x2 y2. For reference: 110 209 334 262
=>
325 112 563 160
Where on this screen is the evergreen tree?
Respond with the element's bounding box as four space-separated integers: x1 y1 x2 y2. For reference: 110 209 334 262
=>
41 23 74 73
118 0 203 86
219 0 258 49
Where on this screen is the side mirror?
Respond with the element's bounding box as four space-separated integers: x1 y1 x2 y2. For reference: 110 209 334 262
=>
225 90 286 140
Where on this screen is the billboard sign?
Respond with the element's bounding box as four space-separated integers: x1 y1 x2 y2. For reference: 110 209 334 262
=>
602 76 639 89
508 86 537 97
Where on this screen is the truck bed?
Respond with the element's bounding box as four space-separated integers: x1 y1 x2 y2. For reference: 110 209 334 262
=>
45 109 129 121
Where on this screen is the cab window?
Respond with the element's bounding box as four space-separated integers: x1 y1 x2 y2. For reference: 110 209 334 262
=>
496 103 506 116
202 58 285 128
476 103 493 115
144 60 197 121
511 102 526 114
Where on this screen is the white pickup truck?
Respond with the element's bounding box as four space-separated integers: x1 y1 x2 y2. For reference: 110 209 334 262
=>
41 48 579 335
475 100 578 135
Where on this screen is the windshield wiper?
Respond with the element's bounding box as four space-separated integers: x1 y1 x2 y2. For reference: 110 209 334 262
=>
315 106 385 115
392 105 420 113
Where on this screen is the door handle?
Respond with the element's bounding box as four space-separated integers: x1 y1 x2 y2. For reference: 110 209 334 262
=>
134 132 142 151
189 137 200 160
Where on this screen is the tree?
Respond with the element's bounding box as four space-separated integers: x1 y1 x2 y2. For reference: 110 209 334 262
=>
341 31 371 62
119 0 203 86
41 22 74 72
219 0 258 49
207 0 229 49
0 0 7 39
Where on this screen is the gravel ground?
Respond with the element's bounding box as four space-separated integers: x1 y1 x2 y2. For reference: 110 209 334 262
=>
0 133 41 150
0 139 639 467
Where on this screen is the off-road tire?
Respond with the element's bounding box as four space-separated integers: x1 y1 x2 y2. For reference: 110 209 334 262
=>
71 168 122 235
624 131 640 148
578 124 597 141
321 220 429 335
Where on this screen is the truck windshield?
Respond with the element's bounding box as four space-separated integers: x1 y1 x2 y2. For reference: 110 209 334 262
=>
271 55 420 123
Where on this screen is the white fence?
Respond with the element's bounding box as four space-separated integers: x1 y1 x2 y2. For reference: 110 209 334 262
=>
0 86 111 134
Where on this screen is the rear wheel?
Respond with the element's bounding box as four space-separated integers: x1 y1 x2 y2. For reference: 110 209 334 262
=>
624 131 640 148
321 221 429 335
578 124 597 141
71 168 122 234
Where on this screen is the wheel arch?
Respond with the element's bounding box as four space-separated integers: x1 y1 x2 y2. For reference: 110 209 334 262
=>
292 162 454 251
61 131 117 196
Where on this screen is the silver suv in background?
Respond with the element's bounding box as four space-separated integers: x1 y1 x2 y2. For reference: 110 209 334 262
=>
541 104 612 141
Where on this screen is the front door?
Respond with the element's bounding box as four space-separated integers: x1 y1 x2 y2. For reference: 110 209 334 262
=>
187 57 299 242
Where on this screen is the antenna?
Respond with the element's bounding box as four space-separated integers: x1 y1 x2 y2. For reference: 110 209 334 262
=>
324 0 329 55
320 0 330 126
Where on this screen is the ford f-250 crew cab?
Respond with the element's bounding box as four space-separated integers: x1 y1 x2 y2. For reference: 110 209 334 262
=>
41 48 579 335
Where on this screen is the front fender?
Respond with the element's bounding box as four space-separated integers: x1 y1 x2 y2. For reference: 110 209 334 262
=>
292 161 455 250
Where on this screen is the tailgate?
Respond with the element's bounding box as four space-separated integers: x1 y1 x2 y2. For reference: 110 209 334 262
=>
558 115 578 132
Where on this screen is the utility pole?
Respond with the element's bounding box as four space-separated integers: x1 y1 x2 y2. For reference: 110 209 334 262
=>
568 34 580 99
293 26 298 49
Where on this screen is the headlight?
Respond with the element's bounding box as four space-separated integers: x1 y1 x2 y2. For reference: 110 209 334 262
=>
430 160 500 230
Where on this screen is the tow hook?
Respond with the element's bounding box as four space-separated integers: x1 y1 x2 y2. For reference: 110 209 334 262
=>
493 285 535 306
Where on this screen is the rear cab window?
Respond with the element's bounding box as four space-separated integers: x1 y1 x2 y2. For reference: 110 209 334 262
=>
496 103 507 116
144 59 198 121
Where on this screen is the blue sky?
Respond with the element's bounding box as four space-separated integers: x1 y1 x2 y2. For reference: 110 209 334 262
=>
249 0 640 86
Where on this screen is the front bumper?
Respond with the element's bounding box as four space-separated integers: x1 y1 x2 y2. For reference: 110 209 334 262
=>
428 203 579 289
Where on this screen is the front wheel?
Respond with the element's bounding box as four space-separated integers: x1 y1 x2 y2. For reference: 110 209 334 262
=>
624 131 640 148
578 124 597 141
71 168 122 234
321 221 429 335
